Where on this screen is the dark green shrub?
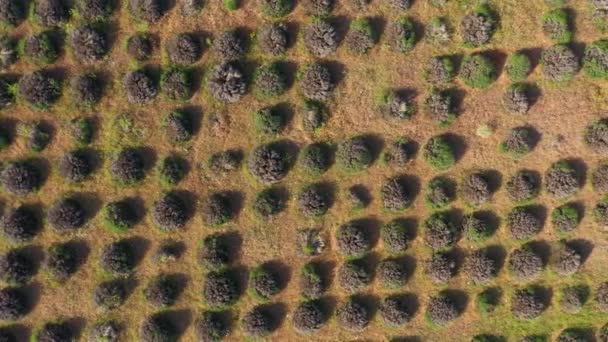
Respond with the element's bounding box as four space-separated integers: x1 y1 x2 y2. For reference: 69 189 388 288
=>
224 0 239 10
423 135 456 171
261 0 293 17
21 31 58 65
552 203 580 233
498 127 535 158
254 106 286 134
460 53 497 89
252 187 285 217
104 200 137 233
335 136 373 172
254 63 287 98
542 8 572 43
299 142 332 175
391 17 417 53
425 177 454 209
159 155 188 186
160 67 193 101
584 39 608 79
506 52 532 82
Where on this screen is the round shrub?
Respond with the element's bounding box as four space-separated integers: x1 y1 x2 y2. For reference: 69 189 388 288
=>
242 305 277 337
77 0 113 21
203 271 239 307
506 52 532 82
47 197 86 232
89 320 122 342
423 135 456 170
0 76 14 110
461 172 491 206
254 63 287 98
462 212 494 242
381 176 412 211
160 68 193 101
152 192 188 231
195 311 230 342
127 33 154 61
557 328 590 342
297 228 327 256
249 264 281 299
154 240 183 263
424 211 459 250
104 199 137 232
545 160 581 199
499 127 535 158
129 0 164 23
509 245 543 281
379 90 415 120
208 62 246 103
464 249 497 284
58 150 92 183
508 206 543 240
552 242 582 275
303 0 333 16
122 69 157 104
337 297 371 332
426 293 459 326
381 219 411 253
166 33 201 65
299 262 325 299
598 282 608 312
33 321 73 342
346 184 370 209
511 287 547 319
542 44 579 82
140 313 177 342
585 118 608 154
46 242 79 281
304 19 338 58
213 30 246 61
18 71 60 109
260 0 293 17
503 83 531 114
253 106 286 135
23 121 51 152
297 184 330 217
338 258 372 293
23 32 58 64
302 100 330 132
34 0 68 27
424 252 456 283
293 300 326 334
560 286 587 313
202 193 234 226
424 89 457 126
552 203 581 233
380 294 412 326
584 39 608 79
390 17 416 53
0 287 27 320
460 53 497 89
93 279 127 310
1 206 39 243
300 62 334 101
299 142 331 175
460 4 496 47
70 24 108 63
70 117 93 145
71 74 103 106
159 155 188 185
0 0 25 26
346 18 376 54
426 177 455 209
383 139 414 167
336 221 372 257
248 143 291 183
595 197 608 229
209 150 241 173
110 148 145 185
164 110 193 143
258 23 288 56
0 37 17 71
424 56 455 85
336 136 373 172
507 170 539 202
144 274 180 307
542 8 572 43
252 187 285 218
426 17 450 43
377 258 408 288
100 240 135 276
198 233 232 269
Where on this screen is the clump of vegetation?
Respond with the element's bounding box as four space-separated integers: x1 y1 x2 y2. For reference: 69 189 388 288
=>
254 106 287 135
46 242 79 281
302 100 330 132
1 205 40 243
213 30 246 61
127 33 155 61
208 62 247 103
0 248 35 285
33 321 74 342
506 170 539 203
21 121 51 152
424 211 459 250
425 177 455 209
552 242 583 275
460 53 497 89
58 150 92 183
292 300 327 333
94 279 128 310
242 305 278 337
129 0 165 23
382 218 412 253
337 296 371 331
381 176 412 211
0 0 25 26
545 160 581 199
541 44 580 82
0 287 27 320
161 68 193 101
110 148 145 185
511 287 548 319
465 249 497 284
249 263 282 300
461 172 492 206
503 83 532 114
297 228 327 256
18 71 61 109
391 18 417 53
104 199 137 233
198 232 233 269
254 63 287 98
499 127 535 158
259 23 288 56
248 142 291 183
552 203 581 233
298 183 331 217
155 240 184 263
195 311 230 342
299 262 326 299
202 192 234 226
1 161 41 195
424 251 456 283
159 155 188 186
303 0 333 16
424 89 457 126
346 184 371 209
380 294 413 326
70 117 93 145
336 221 372 257
70 24 108 63
383 138 415 167
377 258 408 288
89 320 122 342
584 39 608 79
144 274 181 307
585 118 608 154
346 18 376 54
71 73 103 106
299 142 332 175
423 135 456 171
426 17 451 43
122 69 157 104
426 293 460 326
506 52 532 82
22 32 58 65
596 197 608 229
304 19 338 58
595 163 608 193
152 192 188 231
477 288 500 314
424 56 455 85
508 206 543 240
252 187 285 217
336 136 373 172
462 212 494 242
166 33 202 65
76 0 113 21
378 90 416 120
47 197 86 232
203 270 240 307
140 313 177 342
209 150 242 173
164 110 193 143
260 0 293 17
542 8 572 43
460 4 497 47
100 240 136 276
34 0 68 27
338 258 372 293
300 62 335 101
509 244 543 281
